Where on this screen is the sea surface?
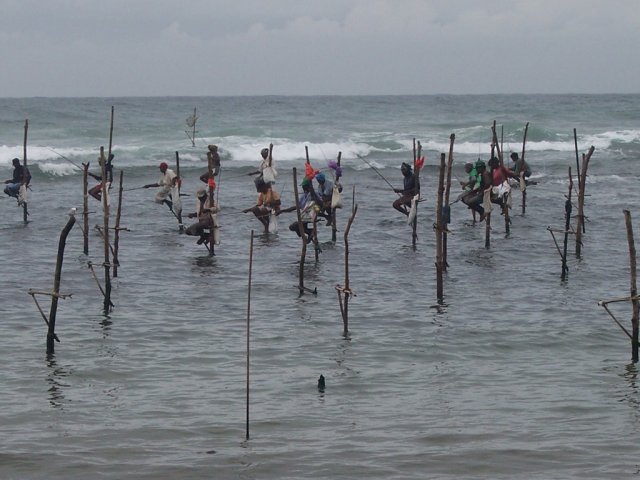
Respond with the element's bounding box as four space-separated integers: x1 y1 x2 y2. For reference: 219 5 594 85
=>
1 95 640 479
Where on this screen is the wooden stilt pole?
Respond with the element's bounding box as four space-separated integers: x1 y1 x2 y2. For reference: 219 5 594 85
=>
100 147 112 313
573 129 581 194
561 168 573 280
207 150 216 256
331 152 341 243
575 146 595 258
411 140 421 248
336 191 358 335
175 151 184 232
22 119 29 223
113 170 124 278
443 134 455 271
491 122 510 236
83 163 89 255
435 153 446 301
521 122 530 215
246 230 254 440
293 168 308 294
624 210 639 362
46 215 76 354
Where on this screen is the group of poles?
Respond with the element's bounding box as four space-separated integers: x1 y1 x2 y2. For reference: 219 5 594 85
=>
12 106 640 370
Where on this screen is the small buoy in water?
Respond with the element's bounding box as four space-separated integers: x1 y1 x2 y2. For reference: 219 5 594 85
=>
318 374 325 392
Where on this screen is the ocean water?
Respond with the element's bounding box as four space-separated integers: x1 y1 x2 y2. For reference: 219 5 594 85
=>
1 95 640 479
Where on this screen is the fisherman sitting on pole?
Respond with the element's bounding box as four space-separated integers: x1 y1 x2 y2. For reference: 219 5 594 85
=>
144 162 179 212
3 158 31 203
314 172 339 226
186 188 219 245
243 176 281 233
87 153 114 201
392 162 417 216
280 177 318 243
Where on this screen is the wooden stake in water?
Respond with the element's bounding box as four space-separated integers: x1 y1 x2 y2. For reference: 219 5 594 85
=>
46 214 76 354
561 168 573 280
624 210 639 362
175 151 184 232
331 152 341 243
336 193 358 335
411 140 421 248
435 153 446 301
22 119 29 223
443 134 455 271
113 170 124 278
521 122 530 215
293 168 308 294
575 146 595 258
246 230 254 440
83 163 89 255
100 147 112 313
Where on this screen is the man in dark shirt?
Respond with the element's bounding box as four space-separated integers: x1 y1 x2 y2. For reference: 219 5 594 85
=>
392 162 417 216
3 158 30 198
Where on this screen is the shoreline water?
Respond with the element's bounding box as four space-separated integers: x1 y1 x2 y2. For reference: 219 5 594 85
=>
1 94 640 479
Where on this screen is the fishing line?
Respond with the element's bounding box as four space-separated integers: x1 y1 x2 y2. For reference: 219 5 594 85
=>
46 147 83 170
355 154 400 196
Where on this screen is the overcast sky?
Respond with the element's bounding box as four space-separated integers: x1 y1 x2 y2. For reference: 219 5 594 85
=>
1 0 638 97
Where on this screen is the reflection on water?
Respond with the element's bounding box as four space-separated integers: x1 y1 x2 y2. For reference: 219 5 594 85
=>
620 362 640 420
46 357 70 410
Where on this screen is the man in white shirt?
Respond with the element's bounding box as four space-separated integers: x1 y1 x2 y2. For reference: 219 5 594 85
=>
144 162 179 211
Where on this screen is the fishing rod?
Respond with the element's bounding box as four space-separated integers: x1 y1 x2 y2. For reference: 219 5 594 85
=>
46 147 83 170
355 154 400 196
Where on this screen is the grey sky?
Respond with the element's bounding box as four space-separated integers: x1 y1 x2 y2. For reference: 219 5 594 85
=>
1 0 638 97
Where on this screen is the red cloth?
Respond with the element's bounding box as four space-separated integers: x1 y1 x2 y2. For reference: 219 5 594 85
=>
305 162 318 180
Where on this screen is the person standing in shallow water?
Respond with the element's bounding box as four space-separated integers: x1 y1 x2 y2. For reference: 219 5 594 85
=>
144 162 179 211
392 162 416 216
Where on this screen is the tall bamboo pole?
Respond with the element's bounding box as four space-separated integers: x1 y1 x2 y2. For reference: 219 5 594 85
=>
521 122 530 215
331 152 341 243
411 140 421 248
337 196 358 335
83 163 89 255
22 119 29 223
575 146 595 258
107 106 114 181
175 151 184 232
113 170 124 277
100 147 112 313
207 150 216 255
624 210 639 362
435 153 446 301
573 129 581 191
246 230 254 439
443 134 455 271
293 168 308 294
561 168 573 280
46 215 76 354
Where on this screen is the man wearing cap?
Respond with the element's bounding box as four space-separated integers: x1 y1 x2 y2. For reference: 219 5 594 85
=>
144 162 179 211
392 162 417 216
186 188 219 244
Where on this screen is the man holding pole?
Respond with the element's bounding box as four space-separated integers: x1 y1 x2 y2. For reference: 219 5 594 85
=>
144 162 180 212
